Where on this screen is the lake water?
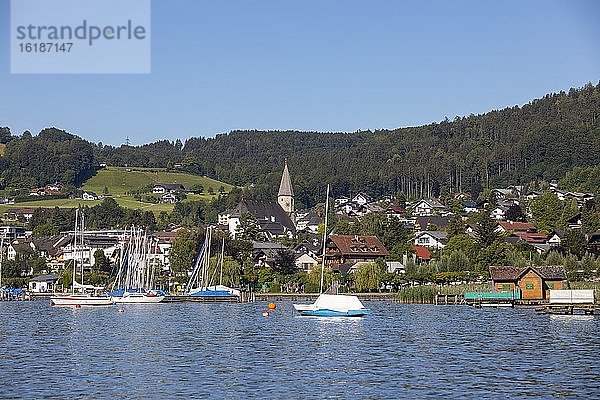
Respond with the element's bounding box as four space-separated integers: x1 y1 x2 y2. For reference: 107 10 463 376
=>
1 300 599 399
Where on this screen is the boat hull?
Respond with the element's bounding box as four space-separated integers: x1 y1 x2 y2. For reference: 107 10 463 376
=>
112 294 165 303
294 307 371 317
293 294 371 317
50 295 114 307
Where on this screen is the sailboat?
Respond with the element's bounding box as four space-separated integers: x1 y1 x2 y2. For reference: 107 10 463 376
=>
293 185 371 317
109 227 165 303
50 209 114 307
185 227 240 299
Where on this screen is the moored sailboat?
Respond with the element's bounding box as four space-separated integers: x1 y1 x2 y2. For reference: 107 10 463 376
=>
293 185 370 317
185 227 240 299
108 227 165 303
50 209 113 307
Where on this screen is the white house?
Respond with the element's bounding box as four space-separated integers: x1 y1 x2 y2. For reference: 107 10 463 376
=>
295 254 319 272
411 199 446 216
28 274 61 293
82 192 98 201
352 193 373 206
414 231 448 249
334 196 350 207
153 183 186 194
161 193 178 204
491 205 508 220
547 232 563 247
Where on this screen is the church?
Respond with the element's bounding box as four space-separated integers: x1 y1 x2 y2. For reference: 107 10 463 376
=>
219 161 297 240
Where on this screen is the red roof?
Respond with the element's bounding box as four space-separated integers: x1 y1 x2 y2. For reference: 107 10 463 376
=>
513 232 548 244
490 265 566 281
497 221 536 232
412 245 431 260
328 235 389 257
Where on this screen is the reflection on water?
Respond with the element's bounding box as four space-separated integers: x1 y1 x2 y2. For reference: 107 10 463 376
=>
0 301 599 399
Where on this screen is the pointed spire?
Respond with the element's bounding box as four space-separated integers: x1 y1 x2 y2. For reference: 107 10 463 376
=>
278 159 294 197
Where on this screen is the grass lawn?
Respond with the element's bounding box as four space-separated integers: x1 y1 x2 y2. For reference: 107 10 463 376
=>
0 193 224 215
0 167 232 215
83 167 233 196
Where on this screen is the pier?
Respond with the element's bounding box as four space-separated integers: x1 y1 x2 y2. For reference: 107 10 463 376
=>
535 304 598 315
253 293 397 302
434 294 464 305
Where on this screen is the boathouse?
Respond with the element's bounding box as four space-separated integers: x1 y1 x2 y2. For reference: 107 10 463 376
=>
28 274 61 293
489 265 567 300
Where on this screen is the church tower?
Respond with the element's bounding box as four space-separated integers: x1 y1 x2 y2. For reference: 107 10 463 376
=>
278 160 294 215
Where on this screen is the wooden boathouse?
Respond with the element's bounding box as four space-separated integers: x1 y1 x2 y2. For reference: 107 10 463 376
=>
489 265 567 301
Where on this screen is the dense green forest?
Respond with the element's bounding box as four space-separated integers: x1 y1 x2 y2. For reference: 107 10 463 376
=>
1 83 599 206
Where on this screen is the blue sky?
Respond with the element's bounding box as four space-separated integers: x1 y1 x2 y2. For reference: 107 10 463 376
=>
1 0 599 146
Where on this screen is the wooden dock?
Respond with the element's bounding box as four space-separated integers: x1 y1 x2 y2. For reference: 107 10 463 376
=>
535 304 598 315
253 293 397 302
163 295 240 303
434 294 464 305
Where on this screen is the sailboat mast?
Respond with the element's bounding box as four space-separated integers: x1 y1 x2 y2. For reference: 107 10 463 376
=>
72 208 78 294
319 184 330 294
0 233 5 289
219 237 225 286
80 211 85 287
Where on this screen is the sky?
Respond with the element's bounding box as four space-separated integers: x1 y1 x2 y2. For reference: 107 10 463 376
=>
0 0 599 146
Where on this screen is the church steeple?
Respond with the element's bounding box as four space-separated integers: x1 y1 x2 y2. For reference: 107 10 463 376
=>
278 160 294 214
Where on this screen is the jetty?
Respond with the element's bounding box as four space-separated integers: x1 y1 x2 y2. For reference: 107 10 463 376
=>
535 289 598 315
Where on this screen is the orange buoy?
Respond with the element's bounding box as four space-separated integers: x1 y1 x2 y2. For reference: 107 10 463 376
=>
262 311 269 317
268 303 276 310
75 304 81 308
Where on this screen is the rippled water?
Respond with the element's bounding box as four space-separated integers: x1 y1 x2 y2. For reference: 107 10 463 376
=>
1 301 599 399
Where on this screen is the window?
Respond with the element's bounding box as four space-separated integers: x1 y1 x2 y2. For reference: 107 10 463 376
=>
525 283 534 290
502 284 511 291
547 283 554 289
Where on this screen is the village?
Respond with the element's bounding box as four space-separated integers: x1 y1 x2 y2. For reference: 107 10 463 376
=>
0 162 598 310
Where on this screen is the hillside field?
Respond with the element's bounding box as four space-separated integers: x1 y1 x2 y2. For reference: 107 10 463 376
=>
0 168 233 215
82 166 233 196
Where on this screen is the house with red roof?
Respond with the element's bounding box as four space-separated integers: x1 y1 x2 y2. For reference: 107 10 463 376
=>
326 234 389 271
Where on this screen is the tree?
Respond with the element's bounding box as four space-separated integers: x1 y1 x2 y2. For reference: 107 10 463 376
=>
562 229 587 259
236 213 264 242
443 234 476 259
169 229 200 275
354 262 385 292
447 215 465 238
93 249 110 273
530 192 565 232
442 250 471 272
474 210 500 247
191 184 204 194
32 257 47 275
506 204 525 222
32 222 59 237
273 249 298 275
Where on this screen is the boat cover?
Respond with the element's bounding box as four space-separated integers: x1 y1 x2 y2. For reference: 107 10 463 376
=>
313 294 366 312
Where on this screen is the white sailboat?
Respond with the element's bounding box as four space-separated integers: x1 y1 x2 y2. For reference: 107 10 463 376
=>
109 227 165 303
50 209 113 307
185 227 240 299
293 185 371 317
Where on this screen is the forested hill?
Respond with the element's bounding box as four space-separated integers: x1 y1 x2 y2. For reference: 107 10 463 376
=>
104 83 600 206
1 83 599 207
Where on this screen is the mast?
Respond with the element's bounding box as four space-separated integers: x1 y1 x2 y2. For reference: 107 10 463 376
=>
0 232 5 289
80 211 85 287
73 209 78 293
219 237 225 286
319 184 330 294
